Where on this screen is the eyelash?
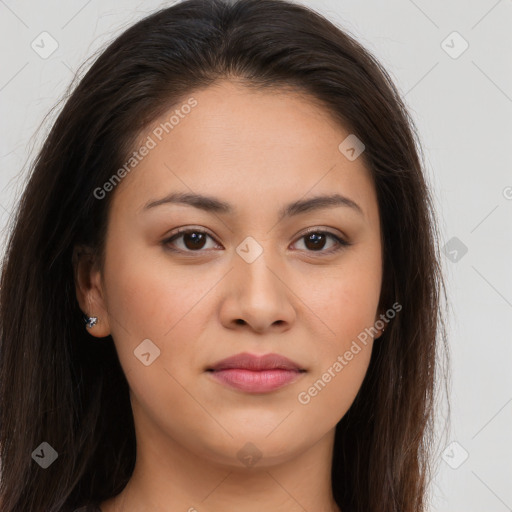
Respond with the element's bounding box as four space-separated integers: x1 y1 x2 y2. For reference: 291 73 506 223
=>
162 227 351 256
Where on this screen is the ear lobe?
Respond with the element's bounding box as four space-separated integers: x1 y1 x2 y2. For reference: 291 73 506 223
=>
373 309 386 340
72 245 111 337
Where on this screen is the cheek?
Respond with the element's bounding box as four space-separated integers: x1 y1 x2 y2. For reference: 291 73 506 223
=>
104 240 213 337
101 250 215 438
289 253 380 418
293 252 382 349
101 243 189 369
294 343 372 439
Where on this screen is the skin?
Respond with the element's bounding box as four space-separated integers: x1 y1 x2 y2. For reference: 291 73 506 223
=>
74 79 384 512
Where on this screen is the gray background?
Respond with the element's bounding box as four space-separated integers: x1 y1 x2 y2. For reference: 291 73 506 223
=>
1 0 511 510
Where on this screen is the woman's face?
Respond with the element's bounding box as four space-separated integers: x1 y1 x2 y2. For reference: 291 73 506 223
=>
81 80 383 468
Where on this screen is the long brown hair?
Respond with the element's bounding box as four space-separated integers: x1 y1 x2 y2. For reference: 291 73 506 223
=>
0 1 449 510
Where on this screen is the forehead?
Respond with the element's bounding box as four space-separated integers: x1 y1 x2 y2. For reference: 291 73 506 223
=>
110 80 378 223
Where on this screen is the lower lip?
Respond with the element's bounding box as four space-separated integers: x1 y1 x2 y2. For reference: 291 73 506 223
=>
208 369 304 393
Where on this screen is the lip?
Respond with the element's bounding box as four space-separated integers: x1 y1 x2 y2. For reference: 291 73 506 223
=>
208 352 304 372
206 352 306 393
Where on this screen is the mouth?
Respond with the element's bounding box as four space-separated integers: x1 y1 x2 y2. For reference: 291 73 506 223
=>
206 352 306 393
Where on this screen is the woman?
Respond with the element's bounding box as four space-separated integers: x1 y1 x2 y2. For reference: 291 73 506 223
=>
0 0 448 511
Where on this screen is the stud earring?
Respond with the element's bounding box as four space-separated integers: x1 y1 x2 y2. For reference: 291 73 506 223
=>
83 314 98 329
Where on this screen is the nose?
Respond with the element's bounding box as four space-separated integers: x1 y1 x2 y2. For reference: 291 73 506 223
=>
219 250 296 334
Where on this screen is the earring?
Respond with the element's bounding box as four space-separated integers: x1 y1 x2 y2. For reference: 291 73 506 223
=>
83 314 98 329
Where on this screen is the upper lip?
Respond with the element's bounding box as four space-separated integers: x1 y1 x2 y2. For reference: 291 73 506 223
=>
207 352 305 372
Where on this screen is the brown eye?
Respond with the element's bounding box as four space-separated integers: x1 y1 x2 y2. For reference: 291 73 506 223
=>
304 232 328 251
163 229 219 252
181 231 207 250
292 230 350 255
163 228 349 256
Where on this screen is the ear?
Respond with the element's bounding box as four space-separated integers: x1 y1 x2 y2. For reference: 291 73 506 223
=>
373 309 387 340
72 244 111 338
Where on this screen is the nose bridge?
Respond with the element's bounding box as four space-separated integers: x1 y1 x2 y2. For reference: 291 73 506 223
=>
223 234 295 331
234 235 282 298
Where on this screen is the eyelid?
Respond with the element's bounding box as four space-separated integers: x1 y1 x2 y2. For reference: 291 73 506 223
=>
297 225 347 240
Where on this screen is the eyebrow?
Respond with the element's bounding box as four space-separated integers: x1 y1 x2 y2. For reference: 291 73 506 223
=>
142 191 363 221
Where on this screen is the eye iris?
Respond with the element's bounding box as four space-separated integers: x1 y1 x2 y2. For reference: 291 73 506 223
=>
184 232 207 250
304 232 326 251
